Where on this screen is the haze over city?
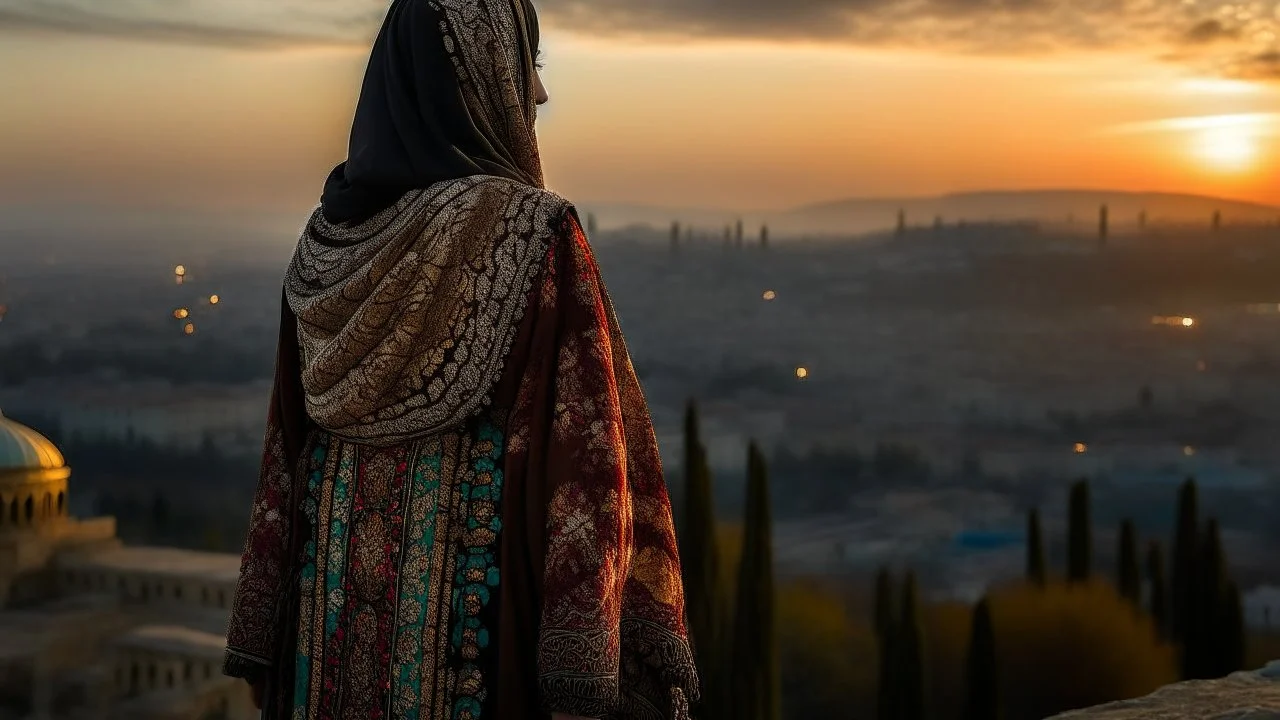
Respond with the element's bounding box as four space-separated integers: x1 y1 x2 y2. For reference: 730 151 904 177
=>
3 1 1280 718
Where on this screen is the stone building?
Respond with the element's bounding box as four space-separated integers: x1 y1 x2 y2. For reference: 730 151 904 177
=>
0 410 254 720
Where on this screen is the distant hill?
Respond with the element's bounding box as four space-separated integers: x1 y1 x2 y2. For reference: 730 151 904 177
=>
579 190 1280 239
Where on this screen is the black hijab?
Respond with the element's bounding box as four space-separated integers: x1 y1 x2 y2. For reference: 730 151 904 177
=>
321 0 544 225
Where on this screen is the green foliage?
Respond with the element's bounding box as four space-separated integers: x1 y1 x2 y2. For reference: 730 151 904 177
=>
1117 519 1140 606
1171 478 1199 649
1067 480 1092 583
729 442 780 720
1146 541 1169 640
1026 509 1046 587
679 400 725 719
963 597 1001 720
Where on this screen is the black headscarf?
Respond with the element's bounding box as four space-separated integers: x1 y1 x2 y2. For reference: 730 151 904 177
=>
321 0 544 225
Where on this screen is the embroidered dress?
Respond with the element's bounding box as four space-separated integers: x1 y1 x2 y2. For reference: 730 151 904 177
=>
223 0 697 714
224 210 698 720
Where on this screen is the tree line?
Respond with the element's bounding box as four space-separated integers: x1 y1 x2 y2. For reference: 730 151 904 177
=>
677 399 1252 720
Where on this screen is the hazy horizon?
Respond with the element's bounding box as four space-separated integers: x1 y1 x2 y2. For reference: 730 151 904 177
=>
1 0 1278 227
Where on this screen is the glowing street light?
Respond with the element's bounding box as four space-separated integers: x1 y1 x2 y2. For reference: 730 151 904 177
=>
183 322 195 335
762 290 777 301
795 366 809 379
209 294 220 305
173 308 190 320
174 265 186 277
1073 442 1088 454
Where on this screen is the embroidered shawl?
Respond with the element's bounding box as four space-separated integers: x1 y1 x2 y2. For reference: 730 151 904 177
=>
285 177 568 445
224 209 701 719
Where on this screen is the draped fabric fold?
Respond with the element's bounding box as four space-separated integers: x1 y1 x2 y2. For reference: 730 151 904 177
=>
224 209 699 719
224 0 697 714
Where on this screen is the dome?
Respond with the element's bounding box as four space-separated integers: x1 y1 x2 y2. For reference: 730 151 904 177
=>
0 410 66 473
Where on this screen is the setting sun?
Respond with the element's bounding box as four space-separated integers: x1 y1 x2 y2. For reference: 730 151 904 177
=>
1195 124 1258 172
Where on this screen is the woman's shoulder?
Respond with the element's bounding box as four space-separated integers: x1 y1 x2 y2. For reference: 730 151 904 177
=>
463 175 578 233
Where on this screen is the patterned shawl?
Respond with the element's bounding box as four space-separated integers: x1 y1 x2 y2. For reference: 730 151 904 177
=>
224 1 701 718
285 178 569 445
287 0 561 445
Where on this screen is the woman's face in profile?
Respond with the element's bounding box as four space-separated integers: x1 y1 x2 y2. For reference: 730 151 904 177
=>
534 69 549 105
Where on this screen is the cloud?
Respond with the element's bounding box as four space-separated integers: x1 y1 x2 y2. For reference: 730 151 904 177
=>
537 0 1279 80
0 0 386 47
0 0 1277 82
1183 19 1240 45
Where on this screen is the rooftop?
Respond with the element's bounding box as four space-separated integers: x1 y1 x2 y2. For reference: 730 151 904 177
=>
113 624 226 657
0 409 65 475
64 546 241 584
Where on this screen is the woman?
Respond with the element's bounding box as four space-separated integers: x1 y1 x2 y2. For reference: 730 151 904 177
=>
221 0 700 718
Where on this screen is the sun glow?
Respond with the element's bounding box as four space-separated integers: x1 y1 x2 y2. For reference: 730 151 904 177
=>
1194 123 1258 172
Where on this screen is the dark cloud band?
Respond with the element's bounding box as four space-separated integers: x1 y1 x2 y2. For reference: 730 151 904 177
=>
0 0 1274 80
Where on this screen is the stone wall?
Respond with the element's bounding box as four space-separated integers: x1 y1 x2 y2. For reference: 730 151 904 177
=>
1049 662 1280 719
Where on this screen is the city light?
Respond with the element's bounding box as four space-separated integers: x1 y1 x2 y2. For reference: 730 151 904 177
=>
183 322 195 335
173 308 189 320
209 295 220 305
1183 446 1196 457
174 265 186 277
762 290 777 301
1150 315 1197 328
795 367 809 379
1073 442 1088 454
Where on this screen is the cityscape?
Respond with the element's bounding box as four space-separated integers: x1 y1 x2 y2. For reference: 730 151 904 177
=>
4 0 1280 715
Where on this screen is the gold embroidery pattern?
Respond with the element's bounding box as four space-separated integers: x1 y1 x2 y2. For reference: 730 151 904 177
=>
526 216 699 720
286 177 569 446
225 419 296 674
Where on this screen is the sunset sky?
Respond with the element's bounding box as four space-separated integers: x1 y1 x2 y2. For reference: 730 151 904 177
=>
1 0 1278 223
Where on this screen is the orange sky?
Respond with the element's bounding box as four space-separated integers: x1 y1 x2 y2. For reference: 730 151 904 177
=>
0 13 1277 218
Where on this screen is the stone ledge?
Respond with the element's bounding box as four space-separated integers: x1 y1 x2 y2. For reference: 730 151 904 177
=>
1049 661 1280 720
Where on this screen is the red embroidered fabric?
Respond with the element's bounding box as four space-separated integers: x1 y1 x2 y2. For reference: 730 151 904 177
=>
225 211 698 720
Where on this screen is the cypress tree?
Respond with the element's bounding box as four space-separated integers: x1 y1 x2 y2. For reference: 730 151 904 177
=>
1146 541 1169 640
1188 519 1226 679
1171 478 1199 649
1218 580 1245 677
874 567 896 720
1067 480 1092 583
1026 508 1046 587
730 442 779 720
679 401 723 718
1117 519 1141 606
898 572 926 720
963 597 1001 720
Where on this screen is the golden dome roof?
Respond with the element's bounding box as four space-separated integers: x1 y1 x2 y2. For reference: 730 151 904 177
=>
0 410 66 473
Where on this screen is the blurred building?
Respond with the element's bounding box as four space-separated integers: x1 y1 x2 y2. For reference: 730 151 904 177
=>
0 410 252 720
0 381 269 456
